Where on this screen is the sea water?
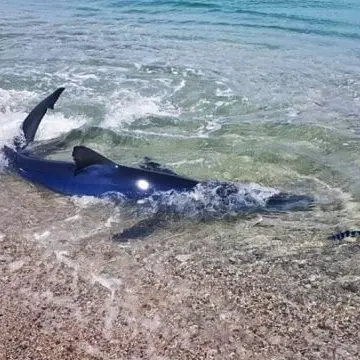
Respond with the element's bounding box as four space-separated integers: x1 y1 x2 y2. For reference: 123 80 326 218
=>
1 0 360 238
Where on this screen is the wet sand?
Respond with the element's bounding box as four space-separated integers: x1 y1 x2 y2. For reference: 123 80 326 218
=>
1 176 360 359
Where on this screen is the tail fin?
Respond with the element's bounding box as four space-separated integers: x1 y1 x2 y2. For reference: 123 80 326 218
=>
266 192 314 212
17 87 65 148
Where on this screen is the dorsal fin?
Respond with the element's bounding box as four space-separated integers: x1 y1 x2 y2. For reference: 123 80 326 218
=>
21 87 65 146
72 145 116 173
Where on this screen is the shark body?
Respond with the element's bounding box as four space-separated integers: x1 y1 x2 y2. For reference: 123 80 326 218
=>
2 88 315 240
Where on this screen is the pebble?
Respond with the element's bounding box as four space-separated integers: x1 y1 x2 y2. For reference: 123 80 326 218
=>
0 255 13 262
175 254 192 263
9 260 25 272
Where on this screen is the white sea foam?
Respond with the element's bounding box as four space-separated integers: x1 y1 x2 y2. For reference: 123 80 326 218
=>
103 88 181 128
70 195 114 209
123 128 208 139
215 86 234 97
132 181 280 221
0 88 86 143
0 89 35 146
35 112 86 140
0 87 86 170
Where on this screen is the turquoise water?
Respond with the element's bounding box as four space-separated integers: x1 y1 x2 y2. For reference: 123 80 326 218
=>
2 0 360 235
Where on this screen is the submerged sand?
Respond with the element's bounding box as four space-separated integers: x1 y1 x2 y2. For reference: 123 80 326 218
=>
1 176 360 359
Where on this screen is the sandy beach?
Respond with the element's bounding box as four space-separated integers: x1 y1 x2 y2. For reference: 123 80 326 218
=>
1 177 360 360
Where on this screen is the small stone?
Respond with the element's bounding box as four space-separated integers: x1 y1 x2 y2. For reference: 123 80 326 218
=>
175 254 192 263
189 325 199 335
318 319 333 330
0 255 13 262
9 260 25 272
296 259 307 268
268 335 282 345
341 282 358 293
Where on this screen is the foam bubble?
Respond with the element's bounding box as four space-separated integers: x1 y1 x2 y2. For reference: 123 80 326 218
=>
103 89 180 128
34 112 86 140
0 87 86 171
133 181 280 221
0 91 32 146
70 195 114 209
215 87 234 97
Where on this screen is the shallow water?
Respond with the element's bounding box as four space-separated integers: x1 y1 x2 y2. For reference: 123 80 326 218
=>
1 0 360 247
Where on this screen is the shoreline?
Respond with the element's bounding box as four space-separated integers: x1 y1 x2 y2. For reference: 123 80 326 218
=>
1 191 360 359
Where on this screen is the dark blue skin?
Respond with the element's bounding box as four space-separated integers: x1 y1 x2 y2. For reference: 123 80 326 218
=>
4 88 199 199
4 146 198 199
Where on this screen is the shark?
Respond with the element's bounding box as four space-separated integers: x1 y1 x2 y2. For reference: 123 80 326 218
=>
2 87 315 240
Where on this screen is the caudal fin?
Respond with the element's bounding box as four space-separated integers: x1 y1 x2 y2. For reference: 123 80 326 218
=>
17 87 65 148
266 192 315 212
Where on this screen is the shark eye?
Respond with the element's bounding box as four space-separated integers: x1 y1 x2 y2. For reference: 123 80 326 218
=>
136 179 150 191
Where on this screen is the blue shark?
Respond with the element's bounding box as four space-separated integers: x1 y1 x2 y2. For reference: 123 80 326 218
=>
2 88 315 240
3 88 199 200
